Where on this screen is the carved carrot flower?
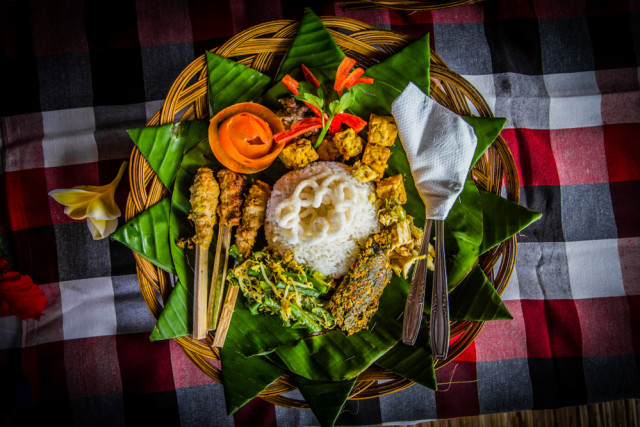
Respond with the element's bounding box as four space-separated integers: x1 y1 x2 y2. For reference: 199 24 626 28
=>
49 161 127 240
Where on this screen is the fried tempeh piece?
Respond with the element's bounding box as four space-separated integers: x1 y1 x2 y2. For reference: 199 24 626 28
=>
235 180 271 258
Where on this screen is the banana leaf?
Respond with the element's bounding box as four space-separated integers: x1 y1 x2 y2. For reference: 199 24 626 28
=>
224 288 308 357
464 116 508 169
149 279 191 341
375 318 435 389
479 189 543 254
207 51 272 117
449 265 512 321
444 176 483 289
110 198 174 274
127 120 208 189
221 331 286 415
363 33 431 96
275 7 345 81
294 375 357 427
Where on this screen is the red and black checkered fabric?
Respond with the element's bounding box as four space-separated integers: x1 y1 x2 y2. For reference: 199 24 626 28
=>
1 1 639 425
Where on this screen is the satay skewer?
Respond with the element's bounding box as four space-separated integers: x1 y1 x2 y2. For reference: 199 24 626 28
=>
213 180 271 348
207 169 247 331
188 168 220 340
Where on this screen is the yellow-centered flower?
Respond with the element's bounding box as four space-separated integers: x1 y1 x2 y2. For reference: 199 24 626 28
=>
49 161 127 240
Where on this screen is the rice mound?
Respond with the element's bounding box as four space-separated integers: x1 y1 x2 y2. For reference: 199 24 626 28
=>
265 161 379 278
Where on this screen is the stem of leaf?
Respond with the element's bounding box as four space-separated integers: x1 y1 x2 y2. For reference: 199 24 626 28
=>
314 124 330 149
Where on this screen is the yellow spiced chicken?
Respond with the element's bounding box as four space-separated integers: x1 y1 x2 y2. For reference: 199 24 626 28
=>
351 114 398 183
368 114 398 146
279 138 319 169
375 174 407 205
332 128 364 160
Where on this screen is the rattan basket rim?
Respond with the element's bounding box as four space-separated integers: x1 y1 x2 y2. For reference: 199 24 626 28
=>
125 15 519 408
338 0 484 11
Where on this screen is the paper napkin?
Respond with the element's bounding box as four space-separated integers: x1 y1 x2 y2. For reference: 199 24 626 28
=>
391 83 477 220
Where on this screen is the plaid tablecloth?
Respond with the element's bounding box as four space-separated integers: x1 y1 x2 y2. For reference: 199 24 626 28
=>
1 0 639 425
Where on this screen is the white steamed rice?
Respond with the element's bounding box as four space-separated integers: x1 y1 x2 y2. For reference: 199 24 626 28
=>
265 161 379 278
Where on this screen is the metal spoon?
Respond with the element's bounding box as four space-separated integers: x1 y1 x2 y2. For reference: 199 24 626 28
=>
430 219 449 359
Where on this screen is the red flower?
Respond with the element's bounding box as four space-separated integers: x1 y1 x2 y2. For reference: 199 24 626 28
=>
0 258 46 320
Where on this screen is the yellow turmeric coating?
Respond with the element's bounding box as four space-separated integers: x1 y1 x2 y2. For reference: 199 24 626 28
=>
316 136 342 161
361 141 391 176
333 128 364 160
376 174 407 205
279 138 319 170
188 167 220 247
368 114 398 146
328 234 392 335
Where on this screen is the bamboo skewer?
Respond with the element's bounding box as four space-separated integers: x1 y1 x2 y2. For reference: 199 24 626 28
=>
188 168 220 340
193 245 210 339
207 170 248 337
213 179 271 348
207 225 232 330
212 283 239 347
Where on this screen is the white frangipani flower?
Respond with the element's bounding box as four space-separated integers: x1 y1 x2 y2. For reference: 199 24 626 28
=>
49 161 127 240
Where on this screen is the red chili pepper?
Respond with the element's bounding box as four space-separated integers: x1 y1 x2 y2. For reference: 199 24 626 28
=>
351 77 374 86
274 117 323 144
301 64 320 88
329 117 342 134
333 57 356 95
333 113 367 133
342 68 365 89
282 74 300 95
303 101 324 119
291 117 322 129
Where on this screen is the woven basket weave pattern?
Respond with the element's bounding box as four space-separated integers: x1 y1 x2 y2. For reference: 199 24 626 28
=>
125 17 519 408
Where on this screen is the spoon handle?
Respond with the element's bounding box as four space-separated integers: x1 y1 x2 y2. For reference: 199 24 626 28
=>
430 220 450 359
402 219 432 345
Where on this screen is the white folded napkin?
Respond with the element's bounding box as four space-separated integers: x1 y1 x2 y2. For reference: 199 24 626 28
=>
391 83 477 220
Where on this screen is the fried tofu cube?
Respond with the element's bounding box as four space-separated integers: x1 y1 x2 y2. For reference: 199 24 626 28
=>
368 114 398 146
361 141 391 176
333 128 364 160
279 138 319 169
376 174 407 204
316 136 341 162
351 160 380 183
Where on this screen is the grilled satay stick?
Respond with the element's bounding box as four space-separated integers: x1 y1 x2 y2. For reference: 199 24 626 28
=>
213 180 271 348
207 169 247 331
188 167 220 340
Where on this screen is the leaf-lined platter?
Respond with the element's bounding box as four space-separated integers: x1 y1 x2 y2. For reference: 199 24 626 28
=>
111 9 541 427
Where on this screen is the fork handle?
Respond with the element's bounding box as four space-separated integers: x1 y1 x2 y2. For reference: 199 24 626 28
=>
430 219 450 359
402 219 433 345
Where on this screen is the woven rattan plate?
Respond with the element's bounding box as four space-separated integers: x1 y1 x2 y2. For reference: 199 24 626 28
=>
125 16 519 408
